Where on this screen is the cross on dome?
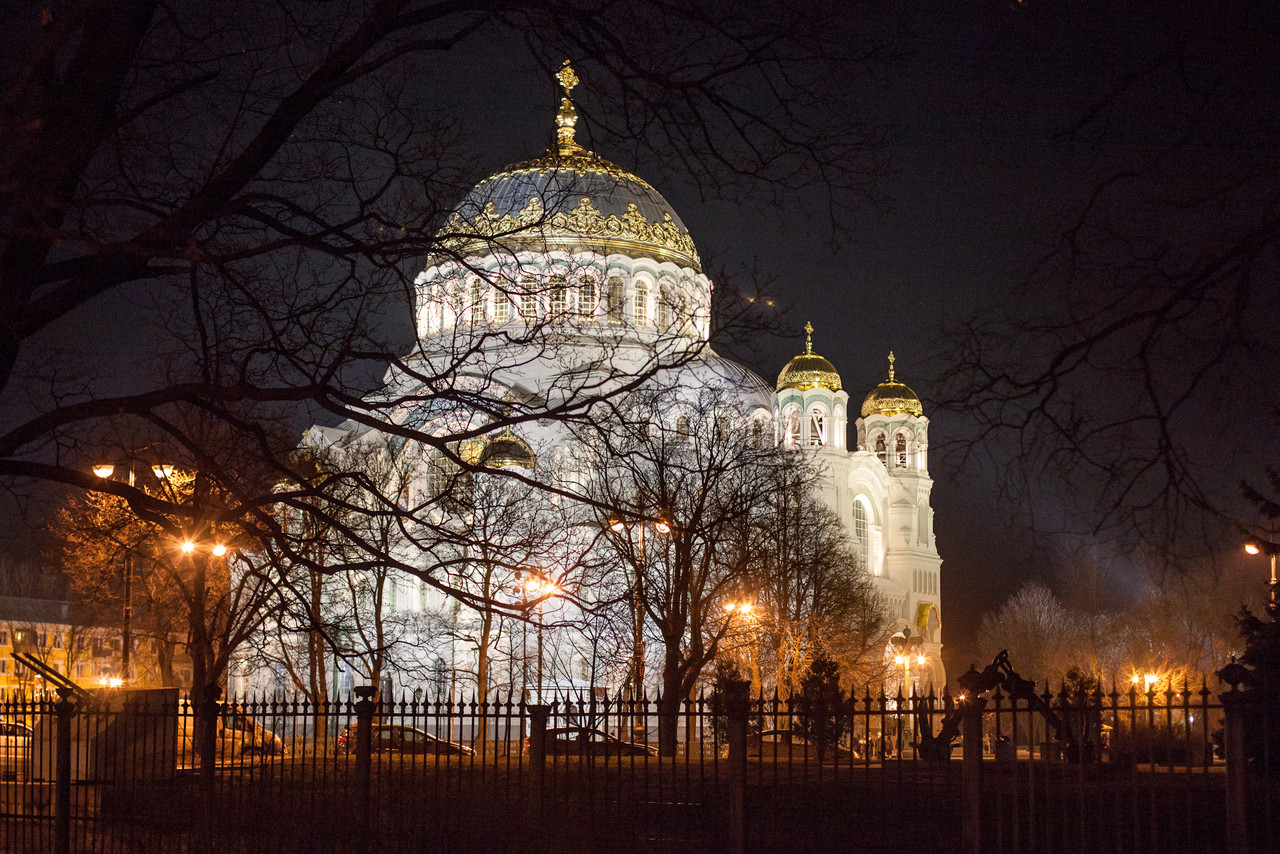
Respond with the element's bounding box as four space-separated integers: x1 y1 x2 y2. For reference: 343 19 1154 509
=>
555 61 583 156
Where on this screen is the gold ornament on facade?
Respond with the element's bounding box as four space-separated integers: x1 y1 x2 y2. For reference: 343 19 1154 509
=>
442 193 701 269
776 322 843 392
861 351 923 417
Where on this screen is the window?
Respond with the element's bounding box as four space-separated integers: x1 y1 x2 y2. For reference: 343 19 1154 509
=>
785 413 800 447
520 277 537 321
853 500 870 572
896 434 908 467
657 281 671 329
676 416 691 441
578 277 597 317
550 276 567 318
493 289 510 324
419 580 428 612
875 436 887 465
607 278 625 323
633 281 649 325
808 410 824 446
468 279 484 326
388 578 397 611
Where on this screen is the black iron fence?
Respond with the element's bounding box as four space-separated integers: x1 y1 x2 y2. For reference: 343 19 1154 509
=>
0 680 1274 853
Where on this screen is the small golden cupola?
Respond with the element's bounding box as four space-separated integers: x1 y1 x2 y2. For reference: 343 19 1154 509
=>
776 323 843 392
861 352 923 418
477 426 538 469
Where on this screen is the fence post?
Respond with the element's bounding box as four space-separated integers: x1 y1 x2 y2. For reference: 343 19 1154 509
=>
1220 679 1247 854
54 686 76 854
353 685 377 833
726 678 749 854
527 703 551 793
961 693 986 854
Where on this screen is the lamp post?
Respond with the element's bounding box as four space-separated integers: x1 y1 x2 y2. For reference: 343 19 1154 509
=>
92 461 162 683
890 632 925 758
1243 538 1279 618
724 600 762 696
608 513 670 740
522 573 558 696
609 516 670 696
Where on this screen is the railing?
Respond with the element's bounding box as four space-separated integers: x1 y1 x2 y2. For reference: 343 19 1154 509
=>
0 680 1274 853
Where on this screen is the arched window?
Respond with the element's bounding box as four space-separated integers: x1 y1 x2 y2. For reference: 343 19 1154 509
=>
493 287 510 324
607 278 625 323
853 499 870 572
578 277 597 317
896 434 908 467
468 279 484 326
519 276 537 321
808 410 825 446
634 281 649 325
751 419 763 447
785 412 801 447
675 415 690 441
550 275 567 319
658 281 671 330
424 445 473 511
875 435 887 465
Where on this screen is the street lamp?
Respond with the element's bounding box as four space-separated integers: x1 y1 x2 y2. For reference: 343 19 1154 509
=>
93 461 233 685
724 599 762 695
1243 538 1279 618
890 632 926 758
522 573 559 697
93 460 160 682
607 514 671 700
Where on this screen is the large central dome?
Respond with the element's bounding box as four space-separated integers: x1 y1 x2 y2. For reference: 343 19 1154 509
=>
439 63 700 271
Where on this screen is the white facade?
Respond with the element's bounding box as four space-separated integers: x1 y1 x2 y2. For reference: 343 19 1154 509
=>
232 65 944 698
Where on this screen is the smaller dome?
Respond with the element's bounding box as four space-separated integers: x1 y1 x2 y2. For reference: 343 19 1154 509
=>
478 427 537 469
861 352 923 418
776 323 842 392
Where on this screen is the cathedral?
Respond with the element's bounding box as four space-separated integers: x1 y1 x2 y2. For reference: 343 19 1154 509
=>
235 63 943 699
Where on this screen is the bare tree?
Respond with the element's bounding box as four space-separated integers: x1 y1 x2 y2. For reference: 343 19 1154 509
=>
1 1 885 597
933 3 1280 557
751 468 888 698
582 383 799 755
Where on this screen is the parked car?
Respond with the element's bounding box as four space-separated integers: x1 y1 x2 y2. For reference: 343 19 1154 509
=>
177 703 283 758
734 730 855 762
525 726 657 757
0 721 32 755
336 723 474 757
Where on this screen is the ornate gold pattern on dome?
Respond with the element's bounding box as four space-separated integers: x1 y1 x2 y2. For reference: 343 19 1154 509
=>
776 322 843 392
442 193 700 269
861 351 924 418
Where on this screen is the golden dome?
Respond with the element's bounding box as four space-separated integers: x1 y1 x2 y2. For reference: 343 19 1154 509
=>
776 323 842 392
861 352 923 418
477 427 537 469
440 62 700 270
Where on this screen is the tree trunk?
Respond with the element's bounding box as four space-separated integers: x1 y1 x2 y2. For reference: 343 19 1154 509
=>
658 650 684 757
476 614 492 745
